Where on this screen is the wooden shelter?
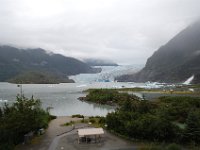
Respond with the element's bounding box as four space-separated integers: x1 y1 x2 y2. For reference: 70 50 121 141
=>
77 128 104 143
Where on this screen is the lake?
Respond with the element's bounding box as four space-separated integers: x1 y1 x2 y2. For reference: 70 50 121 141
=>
0 66 196 117
0 66 144 116
0 82 146 116
1 81 198 116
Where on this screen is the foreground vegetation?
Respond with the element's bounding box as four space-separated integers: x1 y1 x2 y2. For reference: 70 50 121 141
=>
0 96 52 150
85 89 200 148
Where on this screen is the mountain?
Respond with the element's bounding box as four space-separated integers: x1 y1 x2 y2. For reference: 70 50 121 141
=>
0 46 99 82
83 58 118 66
117 20 200 84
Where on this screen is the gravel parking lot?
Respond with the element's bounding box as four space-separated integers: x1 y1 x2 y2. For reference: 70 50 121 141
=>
16 117 138 150
56 127 137 150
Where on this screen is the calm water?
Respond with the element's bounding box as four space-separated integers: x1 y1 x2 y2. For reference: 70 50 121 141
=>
1 65 196 117
0 82 145 116
0 81 198 116
0 65 145 117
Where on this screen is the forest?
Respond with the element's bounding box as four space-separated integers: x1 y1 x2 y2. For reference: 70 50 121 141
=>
86 89 200 145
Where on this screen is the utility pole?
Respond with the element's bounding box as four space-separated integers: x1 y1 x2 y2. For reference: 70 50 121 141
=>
17 84 23 98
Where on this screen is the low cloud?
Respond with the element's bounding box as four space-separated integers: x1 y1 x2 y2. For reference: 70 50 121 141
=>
0 0 200 64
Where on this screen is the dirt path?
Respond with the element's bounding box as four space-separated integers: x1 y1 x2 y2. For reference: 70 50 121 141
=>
48 123 88 150
15 116 82 150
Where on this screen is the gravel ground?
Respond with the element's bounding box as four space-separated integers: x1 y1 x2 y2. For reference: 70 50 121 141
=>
56 127 137 150
16 116 138 150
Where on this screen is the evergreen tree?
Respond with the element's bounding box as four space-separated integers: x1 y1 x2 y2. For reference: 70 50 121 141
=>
185 110 200 143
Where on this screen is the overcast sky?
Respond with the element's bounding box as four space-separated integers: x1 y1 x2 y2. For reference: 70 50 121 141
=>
0 0 200 65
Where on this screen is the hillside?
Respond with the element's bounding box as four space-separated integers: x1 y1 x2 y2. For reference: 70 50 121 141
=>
8 71 74 84
0 46 98 82
117 20 200 84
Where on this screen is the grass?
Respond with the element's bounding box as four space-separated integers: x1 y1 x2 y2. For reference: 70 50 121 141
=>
138 142 200 150
87 117 105 128
79 116 106 128
184 84 200 88
62 121 75 126
62 115 106 128
31 135 44 144
134 142 184 150
71 114 84 118
84 87 199 95
172 122 186 130
120 88 198 94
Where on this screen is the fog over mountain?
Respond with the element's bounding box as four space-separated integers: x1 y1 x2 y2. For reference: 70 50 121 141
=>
0 0 200 64
83 58 118 66
0 46 98 82
117 20 200 84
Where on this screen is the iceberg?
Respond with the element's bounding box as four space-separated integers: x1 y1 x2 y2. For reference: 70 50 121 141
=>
0 99 8 103
183 75 194 85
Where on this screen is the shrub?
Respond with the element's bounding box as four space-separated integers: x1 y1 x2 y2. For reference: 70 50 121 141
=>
71 114 84 118
49 115 57 120
0 96 50 148
89 118 96 124
166 143 181 150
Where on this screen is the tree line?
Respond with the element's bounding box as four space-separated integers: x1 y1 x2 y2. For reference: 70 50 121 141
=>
86 89 200 145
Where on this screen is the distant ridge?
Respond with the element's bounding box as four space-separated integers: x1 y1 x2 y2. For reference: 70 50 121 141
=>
117 20 200 84
0 46 99 83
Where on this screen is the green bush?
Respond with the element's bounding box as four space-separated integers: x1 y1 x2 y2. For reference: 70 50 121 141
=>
0 143 15 150
166 143 181 150
71 114 84 118
98 117 106 124
85 89 140 105
139 144 163 150
49 115 57 120
0 96 51 148
64 121 74 126
106 96 200 144
89 118 96 124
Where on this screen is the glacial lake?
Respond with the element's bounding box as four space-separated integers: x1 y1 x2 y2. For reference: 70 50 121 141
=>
0 82 146 116
0 82 199 116
0 66 198 116
0 66 145 116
